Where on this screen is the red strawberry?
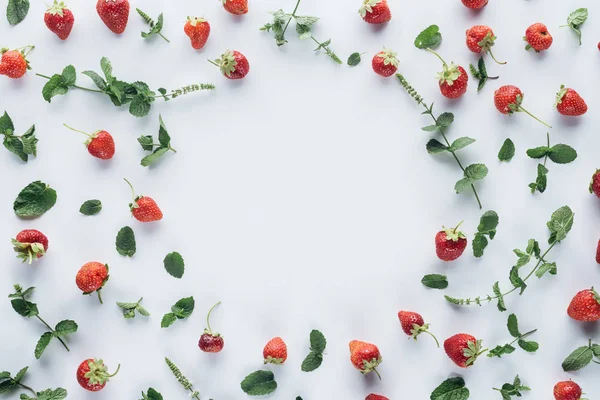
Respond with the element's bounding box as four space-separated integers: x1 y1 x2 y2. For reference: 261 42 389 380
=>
494 85 551 128
567 288 600 322
465 25 506 64
428 50 468 99
96 0 130 34
398 311 439 347
63 123 115 160
263 337 288 364
554 381 583 400
12 229 48 264
44 1 75 40
461 0 488 9
349 340 382 379
184 17 210 50
198 302 224 353
76 262 109 304
372 49 399 77
209 50 250 80
444 333 487 368
435 222 467 261
596 240 600 264
76 359 120 392
555 85 587 116
124 179 163 222
589 170 600 198
366 395 389 400
0 47 33 79
524 23 552 52
359 0 392 24
222 0 248 15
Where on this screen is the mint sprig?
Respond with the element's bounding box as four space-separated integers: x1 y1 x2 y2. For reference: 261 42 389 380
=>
161 297 195 328
301 330 327 372
140 388 163 400
137 8 169 42
0 366 67 400
493 375 530 399
469 57 498 92
165 357 201 399
562 339 600 371
473 210 499 257
139 115 176 166
117 298 150 319
488 314 538 357
527 133 577 194
0 111 37 162
560 8 588 45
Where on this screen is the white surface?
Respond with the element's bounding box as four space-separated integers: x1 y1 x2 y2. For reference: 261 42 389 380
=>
2 0 600 398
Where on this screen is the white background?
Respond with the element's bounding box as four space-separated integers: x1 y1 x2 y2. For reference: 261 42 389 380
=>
2 0 600 398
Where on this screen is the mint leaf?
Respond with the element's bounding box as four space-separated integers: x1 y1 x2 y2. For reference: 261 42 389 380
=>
507 314 520 337
13 181 57 218
455 164 488 194
494 375 530 399
548 144 577 164
6 0 29 25
141 147 169 167
498 139 515 162
449 137 475 152
426 139 449 154
301 351 323 372
421 274 448 289
526 146 549 159
517 339 539 352
562 345 593 371
473 210 499 257
11 299 39 317
13 366 28 383
42 67 76 103
163 296 195 326
54 320 78 336
34 332 53 359
36 388 67 400
347 52 362 66
430 377 469 400
79 200 102 215
509 267 527 294
241 370 277 396
493 282 506 312
158 115 171 147
565 8 588 45
310 329 326 353
160 313 177 328
536 262 557 278
436 112 454 127
82 70 107 90
4 135 27 162
488 344 515 358
547 205 574 244
138 135 154 151
164 252 185 278
141 388 163 400
415 25 442 49
116 226 136 257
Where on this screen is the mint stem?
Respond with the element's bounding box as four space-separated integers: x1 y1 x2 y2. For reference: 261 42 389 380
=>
281 0 302 38
425 48 447 66
35 73 104 93
519 105 552 128
158 32 170 43
17 382 38 399
33 310 70 351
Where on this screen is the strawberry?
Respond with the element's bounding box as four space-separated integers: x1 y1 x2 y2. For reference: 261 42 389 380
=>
263 337 288 364
398 311 439 347
443 333 487 368
184 17 210 50
428 50 468 99
589 170 600 198
198 302 224 353
76 359 120 392
359 0 392 24
124 179 163 222
465 25 506 64
76 262 109 304
567 288 600 322
0 47 33 79
222 0 248 15
435 222 467 262
44 1 75 40
554 381 583 400
494 85 551 128
461 0 488 9
366 395 389 400
596 240 600 264
555 85 587 116
524 23 553 52
12 229 48 264
349 340 382 379
209 50 250 80
372 49 399 77
63 123 115 160
96 0 130 34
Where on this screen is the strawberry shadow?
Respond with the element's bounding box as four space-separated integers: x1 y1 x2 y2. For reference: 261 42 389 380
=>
556 115 584 128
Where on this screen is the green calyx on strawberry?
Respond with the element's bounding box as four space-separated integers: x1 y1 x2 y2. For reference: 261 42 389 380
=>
47 1 68 16
553 85 569 108
361 357 382 377
359 0 382 17
84 359 120 386
187 16 207 26
477 32 496 53
589 170 600 194
212 50 238 77
12 239 46 263
463 339 486 366
443 221 466 242
437 62 462 86
377 49 399 68
506 94 524 114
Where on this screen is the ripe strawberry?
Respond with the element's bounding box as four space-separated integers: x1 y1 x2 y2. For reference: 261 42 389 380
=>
366 395 389 400
554 381 583 400
461 0 488 9
76 262 109 304
349 340 382 379
444 333 487 368
76 359 120 392
589 170 600 198
184 17 210 50
124 179 163 222
596 240 600 264
63 123 115 160
465 25 506 64
0 47 33 79
198 302 224 353
44 1 75 40
96 0 130 34
359 0 392 24
263 337 288 364
555 85 587 116
12 229 48 264
428 50 468 99
567 288 600 322
372 49 399 77
222 0 248 15
435 222 467 261
524 23 553 52
494 85 551 128
209 50 250 80
398 311 439 347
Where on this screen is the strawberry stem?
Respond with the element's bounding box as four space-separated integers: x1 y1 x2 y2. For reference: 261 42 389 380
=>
453 221 464 234
425 48 447 66
372 367 381 380
207 59 220 68
97 289 103 304
63 123 92 138
281 0 302 39
423 330 440 348
205 301 221 333
518 106 552 128
107 364 120 377
488 50 506 65
124 178 136 202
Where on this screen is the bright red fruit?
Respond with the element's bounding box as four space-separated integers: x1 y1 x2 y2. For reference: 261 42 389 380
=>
184 17 210 50
567 288 600 322
198 302 224 353
372 49 399 77
428 49 468 99
96 0 130 34
44 1 75 40
596 240 600 264
493 85 551 128
263 337 288 364
222 0 248 15
76 262 109 304
435 222 467 261
63 123 115 160
0 47 33 79
444 333 487 368
398 311 440 347
359 0 392 24
554 381 583 400
465 25 505 64
124 179 163 222
349 340 382 379
524 23 553 52
209 50 250 80
589 170 600 198
555 86 587 116
366 395 389 400
76 359 120 392
461 0 488 9
12 230 48 264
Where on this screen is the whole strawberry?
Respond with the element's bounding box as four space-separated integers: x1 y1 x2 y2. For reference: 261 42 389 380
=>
359 0 391 24
428 50 468 99
366 395 389 400
398 311 439 347
465 25 506 64
444 333 487 368
222 0 248 15
184 17 210 50
372 49 399 77
494 85 551 128
554 381 583 400
263 337 288 364
461 0 488 9
209 50 250 80
596 240 600 264
76 359 120 392
12 229 48 264
567 288 600 322
555 85 587 116
44 1 75 40
63 124 115 160
589 170 600 198
435 222 467 261
124 179 163 222
0 47 33 79
96 0 130 34
198 302 224 353
76 262 109 304
524 23 553 52
349 340 382 379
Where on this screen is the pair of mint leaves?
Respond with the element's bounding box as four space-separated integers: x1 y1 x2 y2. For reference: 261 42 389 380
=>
562 339 600 372
0 111 37 162
431 376 529 400
137 115 176 167
161 296 194 328
488 314 539 358
0 367 67 400
117 298 150 319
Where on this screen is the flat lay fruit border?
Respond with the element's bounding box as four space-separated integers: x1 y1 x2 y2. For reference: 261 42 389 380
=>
1 0 598 399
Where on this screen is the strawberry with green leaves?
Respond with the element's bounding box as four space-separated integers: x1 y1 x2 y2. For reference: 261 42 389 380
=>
425 49 468 99
12 229 48 264
63 123 115 160
398 311 439 347
567 288 600 322
184 17 210 50
349 340 382 379
0 46 34 79
222 0 248 15
124 179 163 222
589 170 600 198
555 85 587 116
554 381 583 400
76 359 120 392
359 0 391 24
44 1 74 40
466 25 505 64
444 333 487 368
76 262 109 304
435 222 467 261
198 302 224 353
524 23 553 52
372 49 399 77
494 85 551 128
209 50 250 80
263 337 288 364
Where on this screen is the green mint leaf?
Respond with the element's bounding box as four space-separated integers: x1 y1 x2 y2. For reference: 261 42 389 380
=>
513 249 531 267
415 25 442 49
61 65 76 86
158 114 171 147
21 126 37 156
6 0 29 25
477 76 488 92
116 226 136 257
472 234 488 258
477 57 488 78
79 200 102 215
100 57 113 81
11 299 39 317
164 252 185 278
13 366 28 383
426 139 449 154
141 147 169 167
3 135 27 162
36 388 68 400
421 274 448 289
535 262 557 278
138 135 154 151
509 267 527 294
422 124 440 132
547 205 574 244
518 339 539 352
160 312 177 328
0 111 14 133
488 344 515 358
117 301 138 310
507 314 520 337
143 388 163 400
562 345 593 371
129 95 152 117
347 52 362 66
455 164 488 194
13 181 57 218
498 139 515 162
566 8 587 45
449 137 476 152
136 305 150 317
82 70 107 90
42 75 70 103
241 370 277 396
548 144 577 164
0 372 10 380
436 112 454 127
526 146 549 159
309 329 326 353
478 210 499 233
54 320 78 336
34 332 53 359
526 239 540 256
301 351 323 372
430 377 469 400
529 163 548 194
171 296 194 319
493 281 506 312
